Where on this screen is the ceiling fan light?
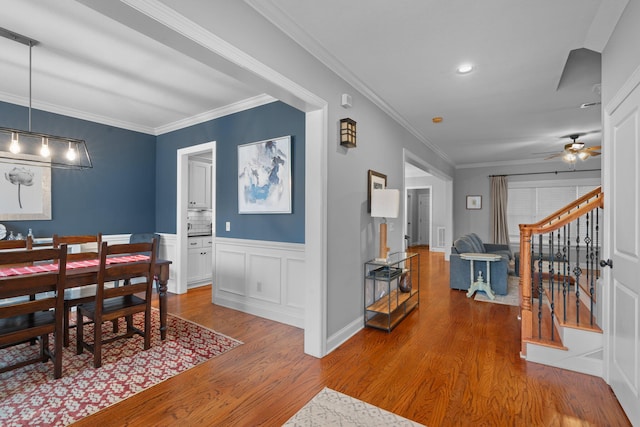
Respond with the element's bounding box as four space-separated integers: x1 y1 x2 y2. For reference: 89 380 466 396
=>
578 151 590 161
563 152 577 163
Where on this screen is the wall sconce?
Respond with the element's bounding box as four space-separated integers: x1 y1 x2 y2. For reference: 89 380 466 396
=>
340 118 357 148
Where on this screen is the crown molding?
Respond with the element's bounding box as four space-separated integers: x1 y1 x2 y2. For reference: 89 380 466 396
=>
246 0 454 168
155 94 276 135
0 91 155 134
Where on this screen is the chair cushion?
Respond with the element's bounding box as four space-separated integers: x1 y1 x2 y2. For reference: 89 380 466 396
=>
453 236 476 254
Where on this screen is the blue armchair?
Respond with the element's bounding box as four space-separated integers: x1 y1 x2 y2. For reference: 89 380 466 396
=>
449 233 511 295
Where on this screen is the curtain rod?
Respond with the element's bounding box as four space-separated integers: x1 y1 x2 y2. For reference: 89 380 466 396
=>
488 168 601 178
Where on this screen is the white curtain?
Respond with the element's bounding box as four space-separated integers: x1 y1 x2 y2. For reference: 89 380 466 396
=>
491 175 509 244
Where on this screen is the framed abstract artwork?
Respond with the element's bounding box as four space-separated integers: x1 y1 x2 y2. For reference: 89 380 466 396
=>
0 156 51 220
367 169 387 212
238 136 292 214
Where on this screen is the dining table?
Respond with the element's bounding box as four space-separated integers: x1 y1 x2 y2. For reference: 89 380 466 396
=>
0 256 172 340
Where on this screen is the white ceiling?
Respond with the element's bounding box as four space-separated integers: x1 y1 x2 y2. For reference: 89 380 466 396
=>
0 0 628 166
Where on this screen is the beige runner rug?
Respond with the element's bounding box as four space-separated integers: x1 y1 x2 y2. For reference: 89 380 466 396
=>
283 387 424 427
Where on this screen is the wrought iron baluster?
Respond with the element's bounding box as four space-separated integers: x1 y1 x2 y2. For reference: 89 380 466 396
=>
549 231 555 341
537 234 543 339
574 216 582 324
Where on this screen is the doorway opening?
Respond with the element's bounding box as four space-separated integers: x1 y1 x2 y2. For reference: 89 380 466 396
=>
176 141 216 295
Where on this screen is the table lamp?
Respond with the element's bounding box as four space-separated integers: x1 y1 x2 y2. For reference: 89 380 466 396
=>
371 188 400 261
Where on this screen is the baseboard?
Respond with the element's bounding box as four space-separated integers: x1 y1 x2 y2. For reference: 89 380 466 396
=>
326 317 363 354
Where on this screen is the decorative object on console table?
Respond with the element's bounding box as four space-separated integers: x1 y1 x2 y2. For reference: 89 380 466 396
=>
339 118 357 148
237 136 291 214
466 195 482 210
371 188 399 262
367 169 386 212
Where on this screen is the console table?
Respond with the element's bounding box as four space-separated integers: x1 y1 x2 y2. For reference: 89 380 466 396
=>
460 252 502 300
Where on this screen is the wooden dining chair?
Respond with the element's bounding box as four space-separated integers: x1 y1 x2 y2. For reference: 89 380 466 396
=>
76 239 157 368
0 245 68 379
53 233 103 347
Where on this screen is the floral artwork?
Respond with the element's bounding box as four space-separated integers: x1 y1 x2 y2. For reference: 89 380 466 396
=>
0 160 51 220
238 136 291 214
5 166 34 209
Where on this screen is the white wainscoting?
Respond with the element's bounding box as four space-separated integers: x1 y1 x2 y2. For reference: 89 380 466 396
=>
214 237 306 328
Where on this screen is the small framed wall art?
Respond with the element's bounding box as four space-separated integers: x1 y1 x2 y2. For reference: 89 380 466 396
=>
466 195 482 210
367 169 387 213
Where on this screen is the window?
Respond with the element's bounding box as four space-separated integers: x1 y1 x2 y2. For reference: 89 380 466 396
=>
507 178 601 245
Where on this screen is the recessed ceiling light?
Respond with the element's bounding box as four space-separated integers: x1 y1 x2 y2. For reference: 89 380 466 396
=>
457 63 474 74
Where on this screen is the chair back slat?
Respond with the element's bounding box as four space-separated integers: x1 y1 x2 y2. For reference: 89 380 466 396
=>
0 298 57 319
0 273 60 299
0 247 58 265
0 236 33 251
103 282 148 299
53 233 101 261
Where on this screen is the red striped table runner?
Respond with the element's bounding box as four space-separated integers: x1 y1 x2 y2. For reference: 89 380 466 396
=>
0 255 149 278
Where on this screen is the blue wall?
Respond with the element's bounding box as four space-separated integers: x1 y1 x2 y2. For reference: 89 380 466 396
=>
0 100 305 243
156 101 305 243
0 101 156 238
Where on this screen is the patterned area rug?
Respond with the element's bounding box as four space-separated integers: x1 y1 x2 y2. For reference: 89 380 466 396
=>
474 275 520 306
283 387 424 427
0 309 242 426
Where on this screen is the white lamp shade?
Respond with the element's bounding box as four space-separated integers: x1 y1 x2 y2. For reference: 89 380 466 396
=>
371 189 400 218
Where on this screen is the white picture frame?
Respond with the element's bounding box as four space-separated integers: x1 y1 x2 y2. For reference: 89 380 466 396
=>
238 136 292 214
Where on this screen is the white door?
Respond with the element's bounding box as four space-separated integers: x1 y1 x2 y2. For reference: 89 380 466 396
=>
406 193 414 246
418 192 430 245
606 79 640 424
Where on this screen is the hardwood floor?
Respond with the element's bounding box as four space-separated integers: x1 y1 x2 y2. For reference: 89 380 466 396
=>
73 248 630 426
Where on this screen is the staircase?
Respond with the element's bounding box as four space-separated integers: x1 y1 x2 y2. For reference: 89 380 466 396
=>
518 187 604 376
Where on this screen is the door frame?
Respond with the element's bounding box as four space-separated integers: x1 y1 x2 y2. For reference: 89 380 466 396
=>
176 141 216 295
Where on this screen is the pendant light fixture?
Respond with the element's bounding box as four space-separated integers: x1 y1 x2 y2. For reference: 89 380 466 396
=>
0 27 92 169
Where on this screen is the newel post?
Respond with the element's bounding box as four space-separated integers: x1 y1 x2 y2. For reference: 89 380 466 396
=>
519 224 532 356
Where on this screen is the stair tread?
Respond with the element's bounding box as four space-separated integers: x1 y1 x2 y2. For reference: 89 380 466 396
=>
545 286 602 333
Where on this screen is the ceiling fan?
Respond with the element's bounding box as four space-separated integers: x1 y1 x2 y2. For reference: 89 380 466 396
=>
545 134 601 164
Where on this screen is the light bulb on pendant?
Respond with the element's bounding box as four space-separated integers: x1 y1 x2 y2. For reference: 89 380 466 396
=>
9 132 20 154
66 142 77 161
40 137 50 157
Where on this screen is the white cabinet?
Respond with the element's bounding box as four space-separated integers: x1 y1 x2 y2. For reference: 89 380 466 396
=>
187 236 213 286
188 160 211 209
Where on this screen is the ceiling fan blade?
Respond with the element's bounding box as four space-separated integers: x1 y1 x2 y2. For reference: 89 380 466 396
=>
585 146 601 151
544 153 564 160
590 151 601 157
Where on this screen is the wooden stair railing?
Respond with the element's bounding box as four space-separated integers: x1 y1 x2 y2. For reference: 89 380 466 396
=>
519 186 604 356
